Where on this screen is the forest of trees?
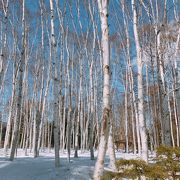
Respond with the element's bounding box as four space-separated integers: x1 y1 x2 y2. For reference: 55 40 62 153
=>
0 0 180 179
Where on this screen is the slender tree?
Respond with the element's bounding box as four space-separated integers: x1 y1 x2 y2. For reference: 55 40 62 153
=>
131 0 148 162
9 0 26 161
49 0 60 168
94 0 110 179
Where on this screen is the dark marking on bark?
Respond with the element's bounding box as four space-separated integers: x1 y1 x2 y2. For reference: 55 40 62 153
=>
102 108 110 132
100 160 104 165
104 65 109 74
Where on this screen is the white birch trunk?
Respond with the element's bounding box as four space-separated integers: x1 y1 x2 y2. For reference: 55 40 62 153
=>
37 0 51 153
0 0 9 91
65 28 72 162
4 63 17 154
9 0 25 161
131 0 148 162
49 0 60 168
125 70 128 153
167 86 175 147
89 61 94 160
121 0 139 154
74 58 83 158
107 111 116 171
172 83 180 147
94 0 110 179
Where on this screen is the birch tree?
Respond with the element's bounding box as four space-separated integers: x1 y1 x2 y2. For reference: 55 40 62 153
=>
94 0 110 179
9 0 26 161
49 0 60 168
131 0 148 162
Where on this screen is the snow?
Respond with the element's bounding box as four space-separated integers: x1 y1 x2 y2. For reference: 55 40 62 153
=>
0 149 139 180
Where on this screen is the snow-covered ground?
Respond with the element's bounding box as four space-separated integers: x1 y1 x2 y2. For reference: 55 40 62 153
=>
0 149 139 180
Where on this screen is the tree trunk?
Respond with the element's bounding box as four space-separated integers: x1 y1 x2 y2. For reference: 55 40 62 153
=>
49 0 60 168
131 0 148 162
9 0 25 161
107 111 116 171
94 0 110 179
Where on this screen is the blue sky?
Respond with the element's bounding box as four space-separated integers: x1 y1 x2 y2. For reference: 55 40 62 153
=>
1 0 180 120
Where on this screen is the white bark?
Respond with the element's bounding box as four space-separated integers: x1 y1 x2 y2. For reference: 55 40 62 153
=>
131 0 148 162
49 0 60 168
9 0 26 161
88 1 96 160
94 0 110 179
4 63 17 154
74 58 82 158
0 0 9 91
124 70 128 153
37 0 51 153
167 86 175 147
89 61 94 160
121 0 139 154
107 111 116 171
65 28 72 162
172 84 179 147
32 59 41 157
